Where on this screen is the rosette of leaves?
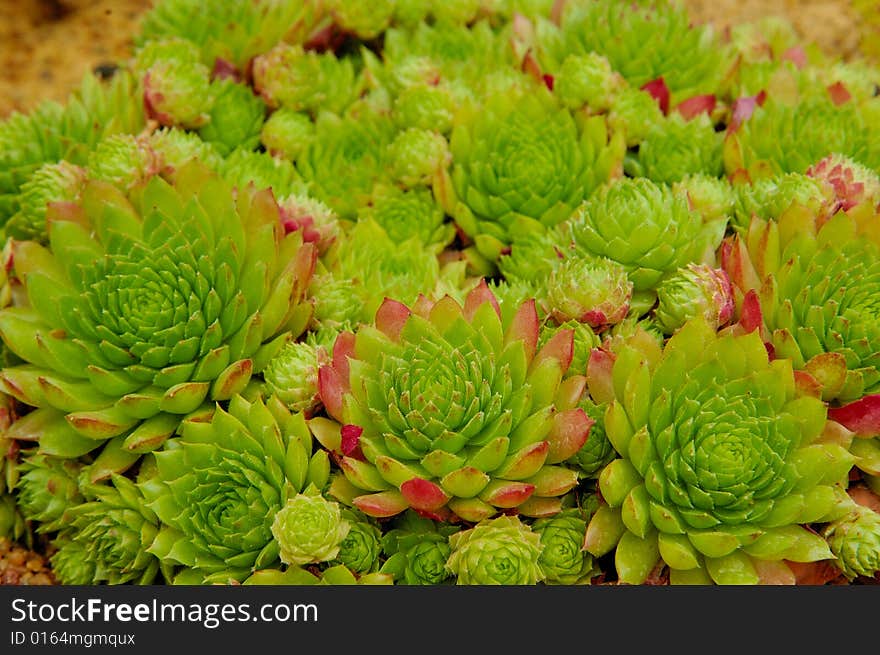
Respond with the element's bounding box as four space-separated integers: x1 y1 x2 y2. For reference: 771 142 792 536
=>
725 95 880 177
554 52 625 113
296 110 396 220
568 397 616 479
533 507 597 584
540 256 633 330
0 162 316 476
392 83 457 134
261 334 330 416
198 79 267 157
583 317 853 585
50 473 165 585
219 148 302 201
723 206 880 403
731 172 836 230
626 113 723 184
135 0 323 71
0 70 144 226
147 127 223 181
4 161 86 244
568 177 725 293
326 0 395 40
141 394 332 583
538 320 599 379
86 134 160 193
387 128 451 190
252 44 356 117
606 84 666 148
142 55 214 130
497 217 569 288
653 263 735 335
332 509 383 574
14 451 83 534
379 510 461 585
805 153 880 213
673 173 735 224
548 0 731 105
449 86 625 262
445 514 545 585
315 282 593 522
271 486 350 567
260 109 315 161
360 184 454 251
823 500 880 580
310 218 468 330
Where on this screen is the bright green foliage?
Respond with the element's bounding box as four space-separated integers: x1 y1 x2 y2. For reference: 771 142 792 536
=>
271 487 350 566
262 336 329 415
333 509 383 573
198 79 266 156
568 398 616 479
732 173 835 229
387 128 451 189
380 511 460 585
141 395 331 582
824 502 880 580
585 318 852 585
15 452 84 533
555 53 624 112
628 113 723 184
533 507 597 584
5 161 86 243
541 256 633 329
446 515 545 585
260 109 315 161
654 263 735 335
361 185 454 250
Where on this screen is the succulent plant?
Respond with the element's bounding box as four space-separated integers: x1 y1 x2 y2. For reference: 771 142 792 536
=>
568 177 725 293
315 282 592 521
5 161 86 243
361 185 454 250
197 79 266 156
723 206 880 403
387 128 451 189
14 452 83 534
568 397 616 479
219 147 302 201
260 109 315 162
446 514 545 585
541 256 633 330
333 509 383 573
392 83 457 134
379 510 460 585
86 134 160 192
0 162 315 475
606 84 666 148
583 317 853 585
143 57 215 129
271 486 350 567
261 335 330 416
823 499 880 580
806 153 880 213
627 113 723 184
141 394 331 582
732 172 836 230
673 173 736 224
654 263 735 335
326 0 395 39
449 86 624 262
554 52 625 113
50 473 164 585
533 507 597 584
538 319 600 380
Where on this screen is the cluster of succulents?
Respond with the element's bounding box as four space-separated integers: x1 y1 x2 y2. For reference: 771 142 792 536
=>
0 0 879 586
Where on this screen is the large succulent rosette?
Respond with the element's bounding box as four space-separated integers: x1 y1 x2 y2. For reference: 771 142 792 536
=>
448 86 624 262
0 162 316 478
314 282 594 522
141 394 331 583
583 317 853 585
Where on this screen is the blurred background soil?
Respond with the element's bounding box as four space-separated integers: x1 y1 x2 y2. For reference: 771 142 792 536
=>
0 0 872 118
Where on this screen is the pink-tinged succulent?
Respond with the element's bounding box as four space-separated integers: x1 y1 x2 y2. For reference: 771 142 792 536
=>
311 281 592 522
806 153 880 213
541 256 633 330
654 263 735 335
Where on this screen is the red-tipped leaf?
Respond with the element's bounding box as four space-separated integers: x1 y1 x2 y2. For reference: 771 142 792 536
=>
375 298 411 341
828 394 880 437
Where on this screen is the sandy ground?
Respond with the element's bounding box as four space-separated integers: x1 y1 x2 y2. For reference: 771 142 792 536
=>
0 0 871 119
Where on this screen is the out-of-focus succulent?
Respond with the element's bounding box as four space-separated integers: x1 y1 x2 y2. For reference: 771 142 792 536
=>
198 79 266 156
326 0 395 39
379 510 460 585
584 318 853 585
261 336 330 416
532 507 597 584
86 134 159 192
723 206 880 403
333 509 383 573
50 473 163 585
315 282 591 521
541 256 633 329
392 83 457 134
725 95 880 177
607 84 666 147
278 193 340 255
141 395 331 582
0 162 315 475
147 127 223 181
823 500 880 580
219 147 302 200
252 44 356 116
732 172 836 230
554 53 625 113
387 128 451 189
361 185 454 250
806 153 880 213
673 173 735 224
143 57 215 129
449 88 624 262
271 486 350 567
446 514 545 585
654 263 735 335
14 452 83 534
5 161 86 243
260 109 315 162
568 177 725 292
627 113 723 184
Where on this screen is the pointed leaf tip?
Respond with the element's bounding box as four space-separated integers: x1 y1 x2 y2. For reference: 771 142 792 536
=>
463 279 501 321
400 478 451 512
317 365 346 423
375 298 411 341
828 394 880 437
640 77 670 115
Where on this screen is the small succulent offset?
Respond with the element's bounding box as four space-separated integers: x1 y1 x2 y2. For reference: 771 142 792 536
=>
315 282 593 522
532 507 598 585
445 514 545 585
823 499 880 580
379 511 461 585
271 487 350 567
584 318 853 585
0 162 315 476
653 263 735 335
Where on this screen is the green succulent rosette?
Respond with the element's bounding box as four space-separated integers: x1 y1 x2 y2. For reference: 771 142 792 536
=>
50 473 165 585
314 281 592 522
538 319 600 380
554 52 625 113
584 317 853 585
0 162 316 476
672 173 735 224
823 501 880 580
568 397 616 479
361 185 454 251
533 507 597 584
449 86 624 262
446 514 545 585
271 486 350 567
548 0 732 105
326 0 395 39
725 95 880 177
14 451 84 534
333 509 383 574
141 394 331 582
143 57 215 130
197 79 266 157
392 83 457 134
260 109 315 162
540 256 633 330
731 172 836 230
261 336 330 416
568 177 726 293
724 206 880 403
805 153 880 213
147 127 223 182
5 161 86 243
387 128 451 189
252 44 356 116
219 148 302 201
654 263 735 335
607 84 666 148
86 134 160 193
626 113 723 184
379 510 460 585
296 110 396 220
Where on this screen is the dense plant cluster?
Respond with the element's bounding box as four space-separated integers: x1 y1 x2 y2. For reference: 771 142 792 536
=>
1 0 880 586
